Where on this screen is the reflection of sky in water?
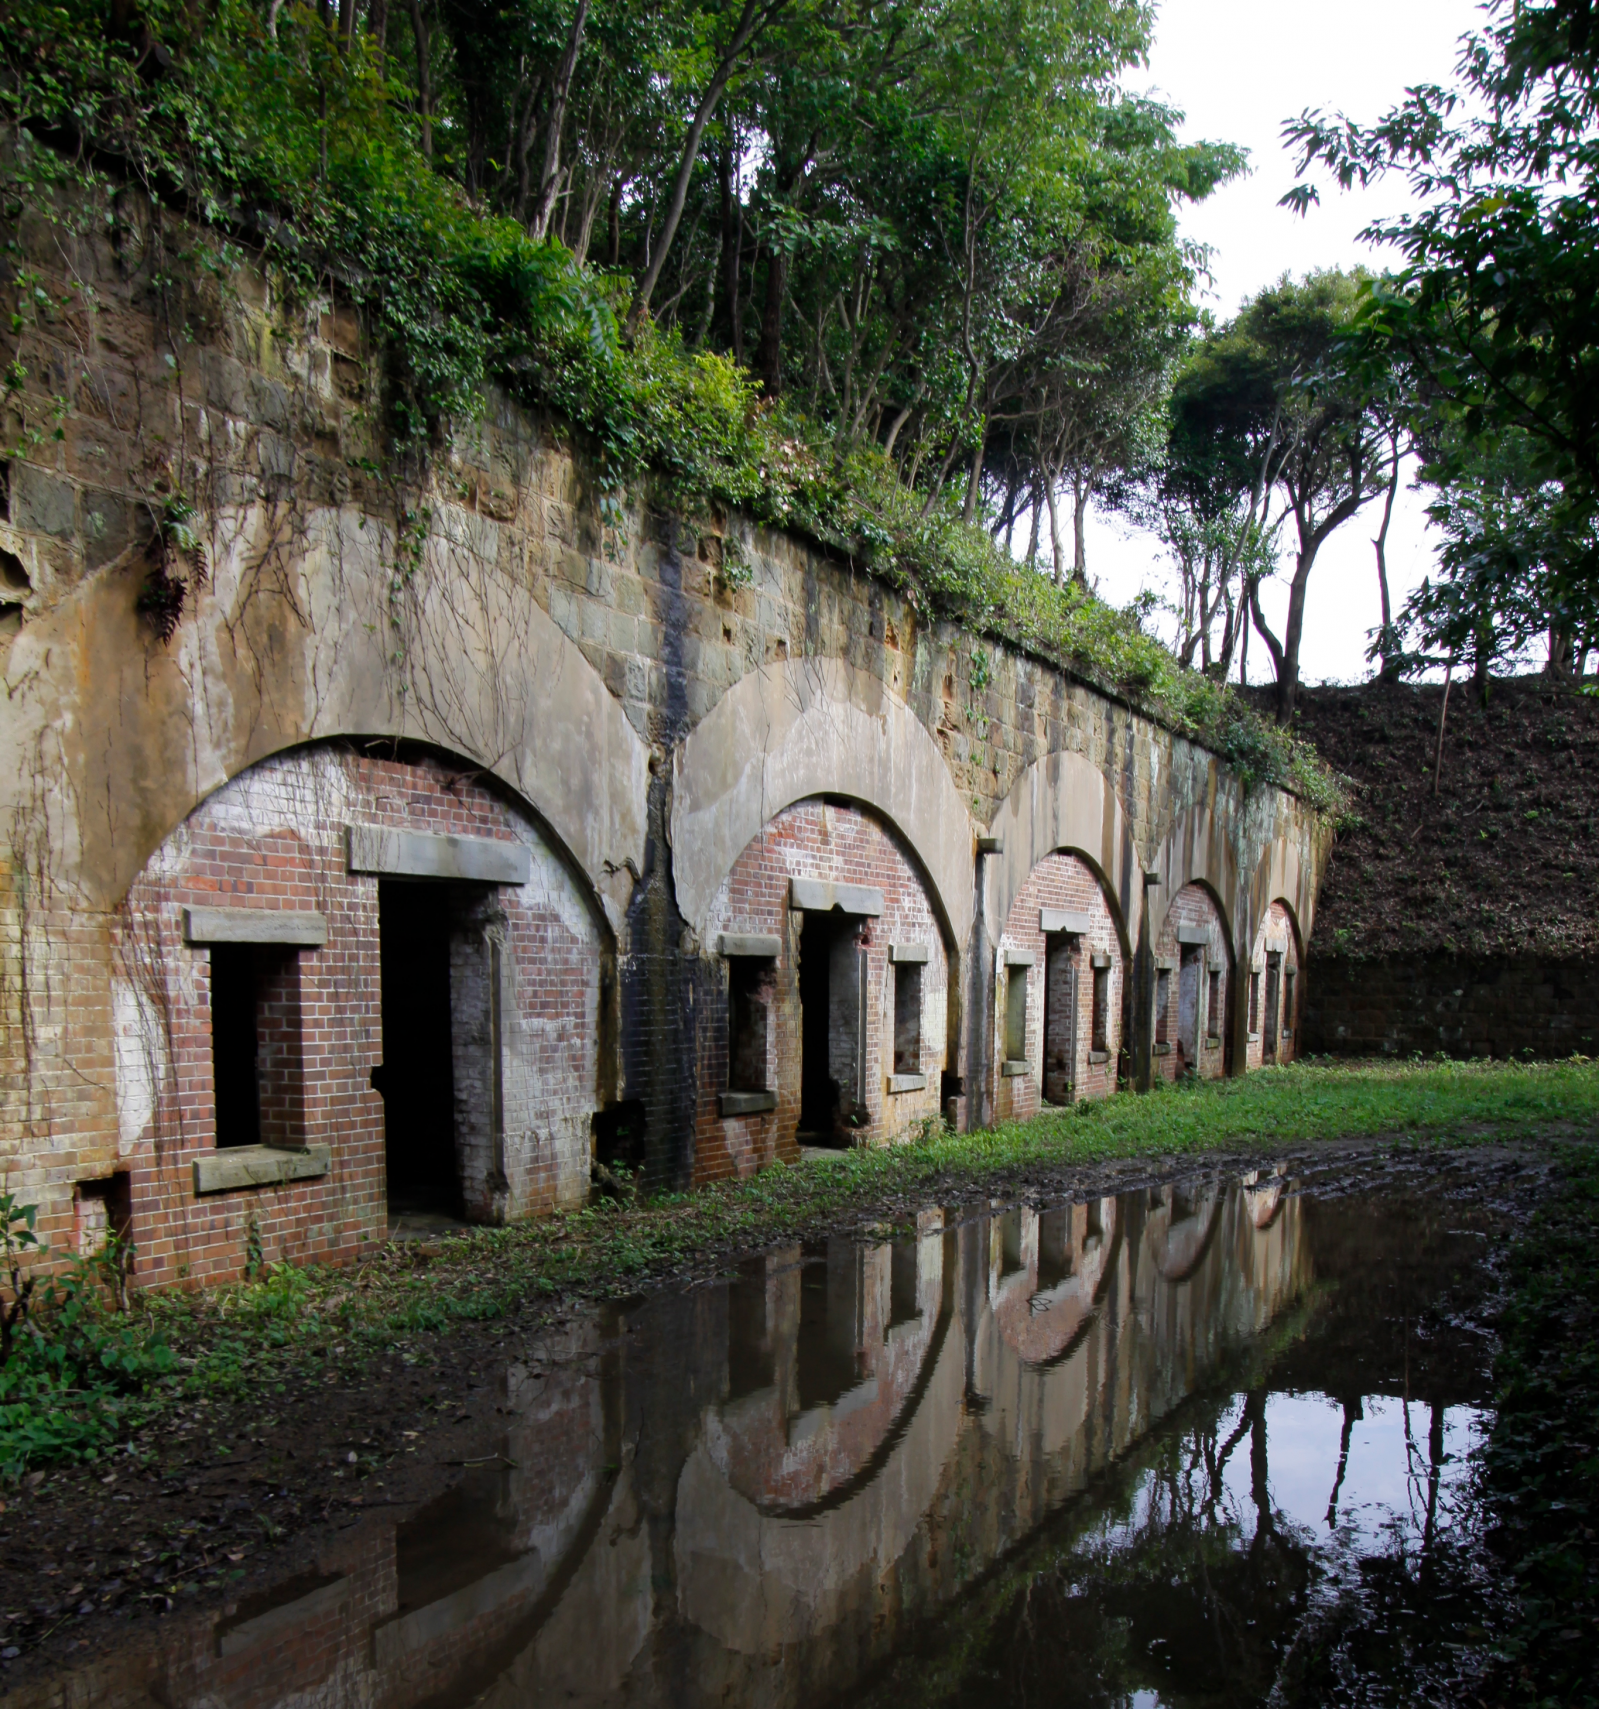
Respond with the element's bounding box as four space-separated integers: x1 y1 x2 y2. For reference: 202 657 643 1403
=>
1224 1393 1484 1548
1113 1393 1486 1709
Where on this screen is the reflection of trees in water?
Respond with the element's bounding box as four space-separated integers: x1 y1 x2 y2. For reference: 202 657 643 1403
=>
938 1397 1318 1709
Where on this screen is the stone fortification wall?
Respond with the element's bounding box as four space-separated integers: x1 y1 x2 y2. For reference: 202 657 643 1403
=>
0 190 1330 1284
1302 954 1599 1060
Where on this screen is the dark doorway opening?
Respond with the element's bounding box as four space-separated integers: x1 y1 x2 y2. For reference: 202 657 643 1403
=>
1042 934 1078 1105
376 881 460 1217
210 946 261 1149
1263 952 1282 1064
798 911 864 1146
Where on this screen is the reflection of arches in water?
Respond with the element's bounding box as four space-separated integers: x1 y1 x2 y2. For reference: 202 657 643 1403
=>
673 1235 967 1653
1148 1178 1226 1283
1242 1168 1289 1231
992 1199 1124 1369
716 1234 953 1519
371 1331 636 1709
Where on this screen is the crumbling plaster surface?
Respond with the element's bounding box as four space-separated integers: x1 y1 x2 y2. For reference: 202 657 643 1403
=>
671 655 975 949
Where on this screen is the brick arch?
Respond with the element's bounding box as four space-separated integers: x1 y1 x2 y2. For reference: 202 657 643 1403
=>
1151 880 1234 1083
982 749 1141 954
670 656 975 951
113 739 610 1287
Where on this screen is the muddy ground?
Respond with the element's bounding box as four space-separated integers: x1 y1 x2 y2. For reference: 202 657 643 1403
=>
0 1137 1559 1691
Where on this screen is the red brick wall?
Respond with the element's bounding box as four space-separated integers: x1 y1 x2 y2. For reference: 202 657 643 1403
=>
1152 884 1231 1082
696 800 949 1183
109 744 602 1288
993 853 1124 1118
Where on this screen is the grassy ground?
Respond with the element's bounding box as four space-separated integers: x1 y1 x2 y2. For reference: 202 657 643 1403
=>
137 1057 1599 1393
4 1056 1598 1475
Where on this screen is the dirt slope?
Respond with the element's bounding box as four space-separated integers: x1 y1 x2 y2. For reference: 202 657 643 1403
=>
1284 677 1599 961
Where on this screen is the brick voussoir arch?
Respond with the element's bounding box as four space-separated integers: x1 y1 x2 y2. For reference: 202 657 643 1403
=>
1144 795 1241 954
1241 835 1317 967
669 656 976 950
982 748 1141 954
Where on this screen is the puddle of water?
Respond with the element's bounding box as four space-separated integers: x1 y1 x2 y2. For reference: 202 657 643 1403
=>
9 1171 1512 1708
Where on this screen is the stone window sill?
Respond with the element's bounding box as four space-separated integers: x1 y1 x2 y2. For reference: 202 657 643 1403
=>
1088 1049 1110 1065
1001 1059 1030 1078
194 1144 331 1196
887 1072 928 1094
1206 1035 1222 1048
1153 1042 1172 1056
719 1089 777 1117
1247 1032 1261 1043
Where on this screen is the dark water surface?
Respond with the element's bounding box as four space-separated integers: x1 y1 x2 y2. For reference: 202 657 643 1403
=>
10 1164 1518 1708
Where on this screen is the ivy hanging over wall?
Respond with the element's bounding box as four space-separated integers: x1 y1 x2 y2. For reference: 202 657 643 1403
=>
0 0 1345 812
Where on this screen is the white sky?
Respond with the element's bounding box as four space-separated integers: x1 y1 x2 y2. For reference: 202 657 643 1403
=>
1072 0 1487 685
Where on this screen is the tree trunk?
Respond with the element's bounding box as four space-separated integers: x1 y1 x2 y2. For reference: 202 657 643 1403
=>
962 414 987 524
623 0 774 340
408 0 432 157
1373 438 1402 680
529 0 590 240
1046 479 1064 585
756 240 786 396
1071 470 1088 584
716 139 744 365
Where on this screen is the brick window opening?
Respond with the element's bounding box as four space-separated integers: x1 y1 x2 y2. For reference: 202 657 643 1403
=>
209 945 303 1150
1248 970 1261 1035
893 960 922 1074
1042 937 1077 1103
1207 968 1222 1039
800 912 866 1145
1283 967 1297 1036
1090 962 1110 1056
728 955 773 1092
1154 969 1171 1046
1004 964 1029 1064
1263 952 1282 1063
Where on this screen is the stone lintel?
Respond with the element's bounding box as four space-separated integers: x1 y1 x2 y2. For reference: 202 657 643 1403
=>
717 932 782 958
1003 947 1036 967
1175 926 1210 946
193 1145 332 1195
719 1090 777 1116
182 906 327 947
1040 908 1092 936
889 942 930 964
887 1072 929 1093
1090 952 1112 969
1154 956 1178 972
976 834 1004 855
789 877 883 916
347 824 530 885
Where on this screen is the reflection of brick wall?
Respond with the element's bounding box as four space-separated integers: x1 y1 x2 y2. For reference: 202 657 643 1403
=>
994 853 1122 1118
1245 900 1301 1070
112 747 600 1287
1152 885 1229 1083
698 802 948 1182
1303 954 1599 1059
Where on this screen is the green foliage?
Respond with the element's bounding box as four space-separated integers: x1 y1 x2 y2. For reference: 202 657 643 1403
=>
1481 1139 1599 1706
0 0 1338 806
0 1224 174 1479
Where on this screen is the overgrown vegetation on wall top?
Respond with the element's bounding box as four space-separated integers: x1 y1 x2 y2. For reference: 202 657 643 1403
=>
0 0 1341 810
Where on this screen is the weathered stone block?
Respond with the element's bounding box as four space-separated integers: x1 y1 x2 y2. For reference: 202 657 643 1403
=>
11 463 75 538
